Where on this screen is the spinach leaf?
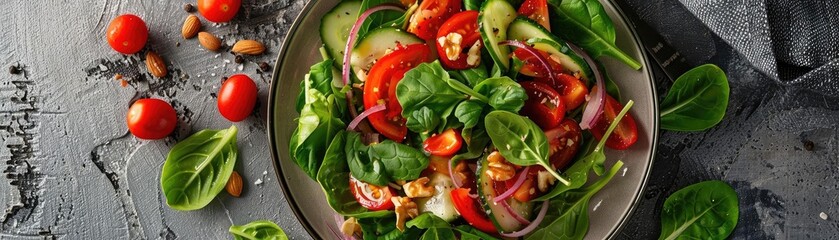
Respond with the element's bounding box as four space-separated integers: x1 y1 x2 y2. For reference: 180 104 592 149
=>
346 132 429 186
464 0 484 11
357 0 405 40
420 228 456 240
346 132 391 185
317 131 393 218
598 60 622 101
454 225 501 240
406 213 451 229
659 181 739 240
295 59 338 113
290 87 346 179
397 61 468 133
548 0 641 69
406 107 441 133
660 64 730 131
454 100 485 129
526 161 624 240
360 216 423 240
161 125 237 211
484 111 568 185
448 60 488 87
474 77 528 112
229 220 288 240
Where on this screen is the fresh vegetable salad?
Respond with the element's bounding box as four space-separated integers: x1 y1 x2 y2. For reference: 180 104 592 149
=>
289 0 642 238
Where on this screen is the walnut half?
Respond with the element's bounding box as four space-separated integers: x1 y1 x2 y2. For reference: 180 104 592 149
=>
486 151 516 181
403 177 434 198
391 196 419 232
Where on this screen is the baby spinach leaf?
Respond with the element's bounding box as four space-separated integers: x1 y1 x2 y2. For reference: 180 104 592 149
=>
290 87 346 179
548 0 641 69
420 227 456 240
449 60 488 87
474 77 528 112
406 107 441 133
454 225 501 240
317 131 394 218
526 161 624 240
485 111 568 185
357 0 405 40
659 180 739 240
161 125 238 211
454 100 486 129
229 220 288 240
397 61 468 133
346 132 391 185
346 132 429 186
360 215 423 240
406 213 451 229
295 59 339 113
660 64 730 131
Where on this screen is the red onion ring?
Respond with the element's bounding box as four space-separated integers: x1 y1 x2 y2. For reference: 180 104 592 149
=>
342 5 405 118
566 42 605 130
449 158 464 188
500 200 550 238
493 166 531 203
330 214 354 240
347 104 386 131
500 40 558 86
499 199 532 225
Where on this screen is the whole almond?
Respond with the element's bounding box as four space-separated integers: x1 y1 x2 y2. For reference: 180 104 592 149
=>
231 40 266 55
198 32 221 51
145 51 167 78
181 14 201 39
226 171 243 197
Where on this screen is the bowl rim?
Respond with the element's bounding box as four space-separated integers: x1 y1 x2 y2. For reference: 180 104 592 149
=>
266 0 659 238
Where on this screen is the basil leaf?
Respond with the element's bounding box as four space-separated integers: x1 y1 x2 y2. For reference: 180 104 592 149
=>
660 64 730 131
526 161 624 240
161 125 238 211
290 87 346 179
659 181 739 240
346 132 429 186
421 227 456 240
454 100 485 129
406 213 450 229
317 131 393 218
484 111 567 184
229 220 288 240
406 107 441 133
548 0 641 69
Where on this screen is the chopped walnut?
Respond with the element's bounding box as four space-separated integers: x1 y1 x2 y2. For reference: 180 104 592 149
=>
403 177 434 198
437 32 463 61
453 161 470 182
391 196 419 232
486 151 516 181
340 217 361 237
466 41 482 66
537 170 556 192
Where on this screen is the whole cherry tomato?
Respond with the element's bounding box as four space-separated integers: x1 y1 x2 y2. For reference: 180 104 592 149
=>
198 0 242 23
127 98 177 140
218 74 258 122
106 14 148 54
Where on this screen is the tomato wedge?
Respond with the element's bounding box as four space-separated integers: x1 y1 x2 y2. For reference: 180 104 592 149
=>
589 92 639 150
520 81 566 129
364 44 434 142
518 0 550 29
423 128 463 156
536 73 588 110
546 119 583 170
435 10 482 70
349 176 396 211
408 0 462 41
451 188 497 233
513 48 563 78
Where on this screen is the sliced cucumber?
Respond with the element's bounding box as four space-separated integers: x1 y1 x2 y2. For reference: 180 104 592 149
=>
349 27 424 71
478 0 518 73
415 173 459 222
320 0 362 67
476 155 534 233
507 17 594 84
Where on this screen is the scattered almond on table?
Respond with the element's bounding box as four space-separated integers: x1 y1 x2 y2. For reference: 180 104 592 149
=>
181 14 201 39
145 51 167 78
232 40 265 55
198 32 221 51
226 171 243 197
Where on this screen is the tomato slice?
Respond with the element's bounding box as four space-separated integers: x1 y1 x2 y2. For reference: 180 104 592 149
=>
423 128 463 156
451 188 497 233
589 92 639 150
520 81 566 129
513 48 563 78
435 11 482 70
364 44 434 142
408 0 462 41
517 0 550 29
536 73 588 110
546 119 583 170
349 176 396 211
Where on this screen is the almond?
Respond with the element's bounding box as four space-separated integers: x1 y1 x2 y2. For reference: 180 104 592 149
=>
226 171 243 197
198 32 221 51
181 14 201 39
231 40 266 55
145 51 167 78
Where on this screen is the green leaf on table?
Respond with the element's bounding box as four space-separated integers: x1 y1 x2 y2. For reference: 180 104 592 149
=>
229 220 288 240
484 110 568 185
660 64 730 131
547 0 641 69
161 125 238 211
659 180 739 240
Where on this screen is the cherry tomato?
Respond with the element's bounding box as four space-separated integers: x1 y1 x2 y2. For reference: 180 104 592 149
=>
546 119 583 170
499 167 539 202
520 81 566 129
408 0 462 41
349 176 395 211
423 128 463 156
435 11 482 70
363 44 433 142
535 73 588 110
198 0 241 22
514 48 563 78
106 14 148 54
126 98 177 140
451 188 497 233
518 0 550 29
589 92 638 150
217 74 258 122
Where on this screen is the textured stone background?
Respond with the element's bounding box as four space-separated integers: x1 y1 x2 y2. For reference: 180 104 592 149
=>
1 0 837 239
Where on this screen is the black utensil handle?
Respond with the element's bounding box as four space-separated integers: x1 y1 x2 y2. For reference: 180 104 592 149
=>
612 0 692 81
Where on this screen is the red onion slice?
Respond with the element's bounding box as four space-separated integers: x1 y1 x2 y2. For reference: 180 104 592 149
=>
500 200 550 238
493 166 531 203
449 158 464 188
347 104 386 131
499 198 532 225
330 214 354 240
567 42 605 130
500 40 558 85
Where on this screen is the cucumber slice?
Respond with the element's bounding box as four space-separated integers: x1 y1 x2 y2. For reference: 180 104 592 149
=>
415 173 459 222
478 0 518 73
320 0 362 67
476 155 534 233
507 17 594 84
350 27 424 71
